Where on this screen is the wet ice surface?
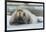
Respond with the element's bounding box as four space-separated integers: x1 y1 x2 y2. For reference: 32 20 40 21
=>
7 15 43 30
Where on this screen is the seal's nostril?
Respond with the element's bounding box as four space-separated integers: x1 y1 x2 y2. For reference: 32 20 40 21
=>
23 13 25 16
19 12 21 14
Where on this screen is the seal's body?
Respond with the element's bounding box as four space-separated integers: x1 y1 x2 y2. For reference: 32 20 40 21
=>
9 9 31 25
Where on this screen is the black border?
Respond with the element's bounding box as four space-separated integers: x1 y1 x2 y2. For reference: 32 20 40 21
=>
5 1 45 31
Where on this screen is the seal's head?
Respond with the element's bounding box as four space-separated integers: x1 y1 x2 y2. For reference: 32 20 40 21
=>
16 9 26 18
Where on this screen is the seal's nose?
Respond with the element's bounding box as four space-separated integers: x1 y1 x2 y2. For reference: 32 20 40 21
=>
19 12 21 16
